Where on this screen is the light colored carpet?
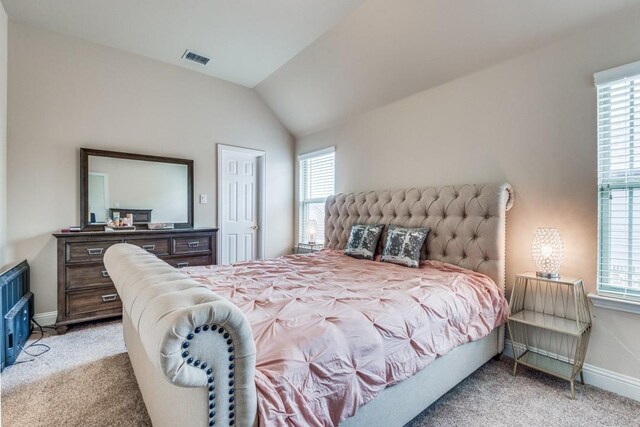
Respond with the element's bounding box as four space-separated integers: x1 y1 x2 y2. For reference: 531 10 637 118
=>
2 320 639 426
1 320 150 427
406 359 640 427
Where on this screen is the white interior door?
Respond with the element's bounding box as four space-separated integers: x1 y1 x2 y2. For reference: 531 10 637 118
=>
88 172 109 223
219 147 262 264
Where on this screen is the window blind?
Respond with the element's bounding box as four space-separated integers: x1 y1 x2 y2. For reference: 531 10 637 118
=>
298 148 335 245
596 62 640 299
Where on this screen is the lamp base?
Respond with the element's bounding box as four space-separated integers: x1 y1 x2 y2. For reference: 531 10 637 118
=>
536 271 560 279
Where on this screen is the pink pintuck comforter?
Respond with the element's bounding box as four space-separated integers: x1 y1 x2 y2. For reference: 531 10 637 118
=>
184 250 507 427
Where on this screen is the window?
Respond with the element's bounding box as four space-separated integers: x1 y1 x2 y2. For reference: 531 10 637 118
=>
596 61 640 300
298 147 335 245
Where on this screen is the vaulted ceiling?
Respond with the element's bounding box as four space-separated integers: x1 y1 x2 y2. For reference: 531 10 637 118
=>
255 0 640 136
4 0 640 137
2 0 364 87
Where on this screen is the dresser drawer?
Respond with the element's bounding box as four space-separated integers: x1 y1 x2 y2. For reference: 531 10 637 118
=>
66 240 121 264
125 238 170 256
66 264 113 290
172 236 211 254
132 211 151 223
54 228 217 331
66 287 122 317
169 255 212 269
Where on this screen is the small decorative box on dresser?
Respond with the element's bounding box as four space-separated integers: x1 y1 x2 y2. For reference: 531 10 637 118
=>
53 228 218 333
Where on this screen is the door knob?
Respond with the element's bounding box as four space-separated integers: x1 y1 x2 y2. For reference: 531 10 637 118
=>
250 225 259 230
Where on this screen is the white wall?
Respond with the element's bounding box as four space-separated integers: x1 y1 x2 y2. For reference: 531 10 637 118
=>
296 9 640 380
0 5 6 268
7 22 294 316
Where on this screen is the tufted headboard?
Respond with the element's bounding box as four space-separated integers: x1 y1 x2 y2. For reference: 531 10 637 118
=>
324 183 514 288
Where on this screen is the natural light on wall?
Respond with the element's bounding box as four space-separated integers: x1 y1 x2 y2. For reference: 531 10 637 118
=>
298 147 335 245
595 60 640 300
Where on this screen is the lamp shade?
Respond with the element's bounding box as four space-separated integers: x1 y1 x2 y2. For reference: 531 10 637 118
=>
531 228 564 278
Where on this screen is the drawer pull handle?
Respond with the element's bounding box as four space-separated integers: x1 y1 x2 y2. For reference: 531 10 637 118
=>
141 244 156 251
187 241 200 248
101 270 109 277
87 248 104 256
101 293 118 302
176 262 189 268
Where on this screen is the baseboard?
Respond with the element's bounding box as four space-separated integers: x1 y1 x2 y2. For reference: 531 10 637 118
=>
504 339 640 402
33 311 57 327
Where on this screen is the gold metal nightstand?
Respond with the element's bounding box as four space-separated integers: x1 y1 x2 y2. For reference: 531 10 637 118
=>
294 243 324 254
507 272 592 399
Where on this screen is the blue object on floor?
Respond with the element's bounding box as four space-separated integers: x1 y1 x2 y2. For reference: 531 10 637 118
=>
0 260 32 371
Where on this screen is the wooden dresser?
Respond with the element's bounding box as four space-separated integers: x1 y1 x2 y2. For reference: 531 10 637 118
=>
53 228 217 333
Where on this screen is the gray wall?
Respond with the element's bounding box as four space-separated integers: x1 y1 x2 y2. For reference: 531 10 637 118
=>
296 9 640 380
6 22 294 316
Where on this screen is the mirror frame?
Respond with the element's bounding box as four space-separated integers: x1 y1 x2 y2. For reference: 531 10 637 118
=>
80 148 194 230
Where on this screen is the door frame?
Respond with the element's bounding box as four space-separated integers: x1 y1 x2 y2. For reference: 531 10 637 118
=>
88 172 109 223
217 144 266 264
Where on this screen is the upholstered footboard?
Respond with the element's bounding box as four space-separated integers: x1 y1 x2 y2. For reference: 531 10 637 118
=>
104 244 258 427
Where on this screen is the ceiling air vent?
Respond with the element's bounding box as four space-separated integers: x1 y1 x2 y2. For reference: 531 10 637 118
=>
182 50 211 66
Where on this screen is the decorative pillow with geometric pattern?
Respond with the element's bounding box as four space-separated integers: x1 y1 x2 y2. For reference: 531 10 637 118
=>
381 225 430 268
344 224 385 260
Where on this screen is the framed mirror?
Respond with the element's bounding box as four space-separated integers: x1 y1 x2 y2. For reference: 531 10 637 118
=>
80 148 194 230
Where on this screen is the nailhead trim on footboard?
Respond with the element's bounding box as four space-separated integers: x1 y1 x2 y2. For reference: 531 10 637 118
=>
181 324 236 426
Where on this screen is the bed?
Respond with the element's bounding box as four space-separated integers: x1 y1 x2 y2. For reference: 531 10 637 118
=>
104 182 514 427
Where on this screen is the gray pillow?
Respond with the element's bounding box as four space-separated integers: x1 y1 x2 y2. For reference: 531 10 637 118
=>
344 224 385 260
381 225 430 268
